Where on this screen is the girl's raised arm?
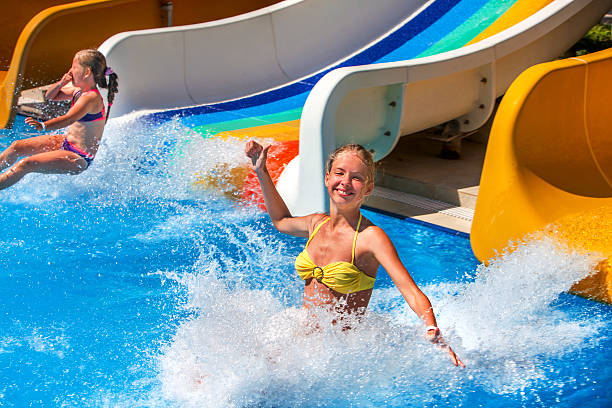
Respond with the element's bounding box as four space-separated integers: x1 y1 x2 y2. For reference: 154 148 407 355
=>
245 141 313 237
370 226 465 367
45 72 76 101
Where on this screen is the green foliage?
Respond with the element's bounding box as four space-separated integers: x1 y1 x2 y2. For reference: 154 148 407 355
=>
584 23 612 42
568 23 612 56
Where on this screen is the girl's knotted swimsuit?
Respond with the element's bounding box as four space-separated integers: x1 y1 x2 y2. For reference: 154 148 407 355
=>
295 214 376 294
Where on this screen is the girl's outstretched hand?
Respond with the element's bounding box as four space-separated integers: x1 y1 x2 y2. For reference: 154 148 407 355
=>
427 328 465 367
443 344 464 367
25 117 43 131
245 141 270 174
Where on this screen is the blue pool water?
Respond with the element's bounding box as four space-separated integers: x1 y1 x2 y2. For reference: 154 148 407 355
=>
1 114 611 407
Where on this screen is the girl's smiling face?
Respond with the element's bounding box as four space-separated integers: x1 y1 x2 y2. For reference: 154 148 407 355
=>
325 151 373 207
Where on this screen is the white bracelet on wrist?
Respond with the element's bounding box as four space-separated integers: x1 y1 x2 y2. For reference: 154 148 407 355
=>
41 121 46 131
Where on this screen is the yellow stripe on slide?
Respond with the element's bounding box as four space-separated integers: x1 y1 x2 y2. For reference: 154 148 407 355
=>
466 0 554 45
215 120 300 142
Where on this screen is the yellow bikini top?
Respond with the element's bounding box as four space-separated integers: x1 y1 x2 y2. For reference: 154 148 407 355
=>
295 214 376 294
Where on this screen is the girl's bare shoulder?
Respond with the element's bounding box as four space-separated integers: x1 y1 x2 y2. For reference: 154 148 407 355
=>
306 213 329 232
359 216 386 236
359 216 393 247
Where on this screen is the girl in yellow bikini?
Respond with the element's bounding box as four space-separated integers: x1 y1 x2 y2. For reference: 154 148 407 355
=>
245 141 464 367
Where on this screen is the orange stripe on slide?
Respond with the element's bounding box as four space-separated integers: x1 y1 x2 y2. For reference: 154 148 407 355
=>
193 121 300 201
216 120 301 142
242 140 299 209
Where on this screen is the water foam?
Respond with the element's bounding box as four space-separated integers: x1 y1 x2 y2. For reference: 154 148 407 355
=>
434 235 604 397
155 229 604 407
1 114 249 206
3 114 607 406
439 235 601 352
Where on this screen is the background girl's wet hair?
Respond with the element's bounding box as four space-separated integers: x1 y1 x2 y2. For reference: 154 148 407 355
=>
75 49 118 123
325 144 375 187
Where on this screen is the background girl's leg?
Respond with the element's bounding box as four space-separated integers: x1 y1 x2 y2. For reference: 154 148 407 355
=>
0 150 86 190
0 134 64 171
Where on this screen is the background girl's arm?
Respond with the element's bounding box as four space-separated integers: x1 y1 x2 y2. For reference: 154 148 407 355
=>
370 227 465 366
245 141 312 237
45 72 76 101
26 91 98 131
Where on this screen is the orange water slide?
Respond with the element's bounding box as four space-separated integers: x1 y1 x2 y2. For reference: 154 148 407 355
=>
471 47 612 304
0 0 279 129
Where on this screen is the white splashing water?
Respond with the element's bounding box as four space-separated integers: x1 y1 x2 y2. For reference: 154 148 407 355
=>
154 228 604 407
440 236 600 351
2 113 249 205
433 235 604 396
3 115 606 406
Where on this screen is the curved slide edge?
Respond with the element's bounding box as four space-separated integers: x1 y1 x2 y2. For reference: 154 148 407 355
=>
278 0 612 216
0 0 163 130
471 47 612 304
97 0 427 117
0 0 281 130
1 0 79 71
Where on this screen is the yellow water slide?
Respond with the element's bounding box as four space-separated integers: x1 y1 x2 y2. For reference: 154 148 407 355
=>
471 47 612 304
0 0 279 129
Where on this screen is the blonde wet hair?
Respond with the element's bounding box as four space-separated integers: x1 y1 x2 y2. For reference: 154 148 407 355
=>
325 144 375 188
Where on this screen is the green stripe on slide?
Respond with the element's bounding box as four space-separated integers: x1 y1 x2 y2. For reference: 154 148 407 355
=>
418 0 517 57
193 108 303 137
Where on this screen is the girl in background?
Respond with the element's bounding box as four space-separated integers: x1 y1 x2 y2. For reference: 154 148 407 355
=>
0 49 118 190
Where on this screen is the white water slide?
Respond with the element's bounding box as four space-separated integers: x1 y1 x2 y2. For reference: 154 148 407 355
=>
99 0 612 215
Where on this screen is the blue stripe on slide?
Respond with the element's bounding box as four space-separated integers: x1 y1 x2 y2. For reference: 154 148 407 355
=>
147 0 463 125
377 0 492 62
